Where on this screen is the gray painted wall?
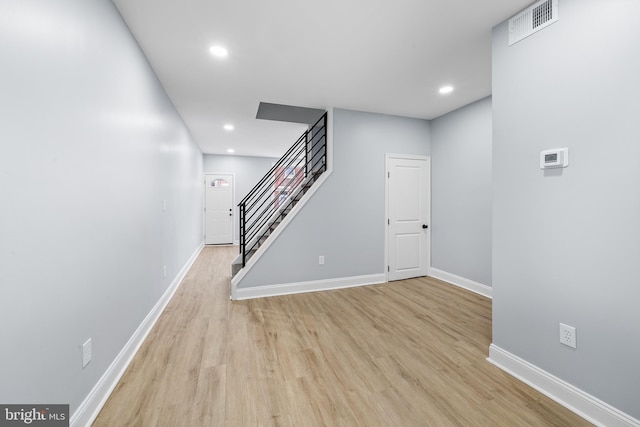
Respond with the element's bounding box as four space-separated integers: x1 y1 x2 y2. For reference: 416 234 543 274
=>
238 108 430 288
203 154 278 243
492 0 640 418
431 97 492 286
0 0 203 415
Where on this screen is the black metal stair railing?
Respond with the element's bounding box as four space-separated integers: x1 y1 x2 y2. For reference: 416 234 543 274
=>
238 112 327 267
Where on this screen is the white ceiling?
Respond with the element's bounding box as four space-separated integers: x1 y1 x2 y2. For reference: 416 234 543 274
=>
112 0 532 158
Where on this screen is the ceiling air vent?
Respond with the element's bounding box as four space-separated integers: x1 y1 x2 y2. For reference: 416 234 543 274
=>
509 0 559 46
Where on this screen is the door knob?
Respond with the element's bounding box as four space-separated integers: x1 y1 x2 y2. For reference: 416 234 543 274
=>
422 224 428 229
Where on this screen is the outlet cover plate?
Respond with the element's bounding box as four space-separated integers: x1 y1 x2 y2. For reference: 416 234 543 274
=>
82 338 92 368
559 323 576 349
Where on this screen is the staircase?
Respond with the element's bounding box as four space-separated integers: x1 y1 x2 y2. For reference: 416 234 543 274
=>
232 112 328 278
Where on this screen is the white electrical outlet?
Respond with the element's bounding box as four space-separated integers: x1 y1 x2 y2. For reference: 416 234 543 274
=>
162 200 167 211
82 338 92 368
163 265 167 278
319 256 325 265
559 323 577 348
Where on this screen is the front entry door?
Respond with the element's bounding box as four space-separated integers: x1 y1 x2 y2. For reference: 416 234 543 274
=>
205 174 233 245
387 155 430 281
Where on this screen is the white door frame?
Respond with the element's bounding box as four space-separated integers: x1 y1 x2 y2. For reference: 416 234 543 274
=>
384 154 431 282
204 172 236 245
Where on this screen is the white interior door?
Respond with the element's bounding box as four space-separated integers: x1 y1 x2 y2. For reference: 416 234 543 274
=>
387 155 430 281
205 174 233 245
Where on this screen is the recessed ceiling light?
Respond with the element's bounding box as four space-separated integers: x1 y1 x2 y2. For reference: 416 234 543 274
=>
223 124 234 131
227 148 235 153
439 85 454 94
209 45 228 58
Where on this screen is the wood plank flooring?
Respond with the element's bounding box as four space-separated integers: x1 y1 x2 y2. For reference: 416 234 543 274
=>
93 245 592 426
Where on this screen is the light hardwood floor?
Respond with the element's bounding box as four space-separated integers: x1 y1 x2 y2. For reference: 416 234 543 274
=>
93 245 591 426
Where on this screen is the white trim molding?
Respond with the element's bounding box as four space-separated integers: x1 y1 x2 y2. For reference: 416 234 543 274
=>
429 268 492 299
488 344 640 427
70 242 205 427
233 273 386 300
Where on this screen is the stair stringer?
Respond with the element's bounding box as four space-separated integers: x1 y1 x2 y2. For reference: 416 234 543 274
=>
230 169 332 299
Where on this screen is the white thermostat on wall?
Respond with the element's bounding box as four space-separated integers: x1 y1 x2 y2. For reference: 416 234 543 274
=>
540 148 569 169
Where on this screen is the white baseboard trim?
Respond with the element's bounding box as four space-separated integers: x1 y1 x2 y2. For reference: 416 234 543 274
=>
429 268 492 299
488 344 639 427
233 273 386 300
70 242 205 427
